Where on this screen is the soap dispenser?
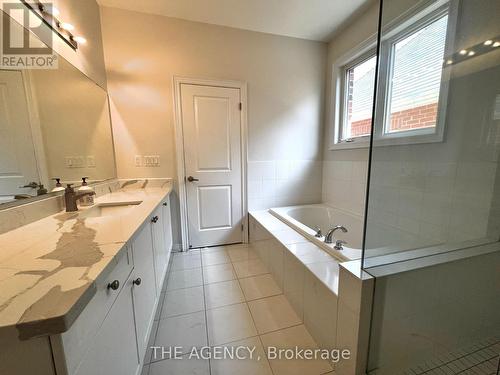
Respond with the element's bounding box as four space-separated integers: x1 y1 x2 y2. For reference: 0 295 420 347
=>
51 178 65 192
78 177 95 206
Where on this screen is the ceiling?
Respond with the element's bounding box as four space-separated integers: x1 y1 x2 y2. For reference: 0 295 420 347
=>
96 0 371 42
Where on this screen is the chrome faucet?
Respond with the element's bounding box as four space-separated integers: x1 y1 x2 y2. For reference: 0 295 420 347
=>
64 184 95 212
324 225 348 244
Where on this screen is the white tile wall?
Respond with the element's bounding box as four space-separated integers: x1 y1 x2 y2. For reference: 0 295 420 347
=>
248 160 322 210
322 160 368 217
367 250 500 374
365 159 499 251
321 155 499 254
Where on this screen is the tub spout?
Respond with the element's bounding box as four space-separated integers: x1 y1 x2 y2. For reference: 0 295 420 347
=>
324 225 348 244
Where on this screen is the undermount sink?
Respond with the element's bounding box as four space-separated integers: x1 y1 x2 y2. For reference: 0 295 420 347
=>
78 201 143 218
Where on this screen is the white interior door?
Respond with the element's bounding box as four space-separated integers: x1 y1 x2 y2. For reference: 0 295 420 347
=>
180 83 243 248
0 70 39 200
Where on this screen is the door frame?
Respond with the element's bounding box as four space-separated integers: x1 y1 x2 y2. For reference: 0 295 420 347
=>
173 76 248 251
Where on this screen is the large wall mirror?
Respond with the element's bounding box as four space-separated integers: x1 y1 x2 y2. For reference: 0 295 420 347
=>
0 12 116 207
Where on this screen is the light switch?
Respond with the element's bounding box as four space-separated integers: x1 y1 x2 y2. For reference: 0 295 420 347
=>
65 157 73 168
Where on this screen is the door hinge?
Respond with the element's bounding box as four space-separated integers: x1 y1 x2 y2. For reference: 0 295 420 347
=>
239 102 242 111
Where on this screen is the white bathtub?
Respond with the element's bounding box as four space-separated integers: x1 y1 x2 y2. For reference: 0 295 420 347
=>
270 204 363 261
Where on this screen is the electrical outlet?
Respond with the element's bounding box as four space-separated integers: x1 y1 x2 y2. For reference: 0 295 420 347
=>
75 156 85 168
65 156 85 168
135 155 142 167
87 156 96 168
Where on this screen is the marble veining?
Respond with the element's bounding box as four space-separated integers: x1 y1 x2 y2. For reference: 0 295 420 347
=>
0 180 172 340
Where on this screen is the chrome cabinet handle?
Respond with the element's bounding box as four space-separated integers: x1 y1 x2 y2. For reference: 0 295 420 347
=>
133 277 142 286
151 216 159 223
187 176 199 182
107 280 120 290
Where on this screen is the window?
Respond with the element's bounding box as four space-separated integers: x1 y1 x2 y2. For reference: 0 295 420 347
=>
342 55 377 141
385 13 448 135
331 5 450 149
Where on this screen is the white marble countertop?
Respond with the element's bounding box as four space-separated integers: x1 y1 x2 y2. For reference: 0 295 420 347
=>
0 182 172 340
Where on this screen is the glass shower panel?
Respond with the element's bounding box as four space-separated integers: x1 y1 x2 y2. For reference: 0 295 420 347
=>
363 0 500 266
363 1 500 374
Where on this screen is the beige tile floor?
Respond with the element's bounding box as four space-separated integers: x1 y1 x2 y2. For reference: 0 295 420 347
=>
142 244 334 375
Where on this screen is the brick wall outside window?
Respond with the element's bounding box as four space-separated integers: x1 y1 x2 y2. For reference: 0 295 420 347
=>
350 102 438 137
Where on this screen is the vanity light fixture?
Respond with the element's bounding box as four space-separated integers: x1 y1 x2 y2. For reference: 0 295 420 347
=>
20 0 83 50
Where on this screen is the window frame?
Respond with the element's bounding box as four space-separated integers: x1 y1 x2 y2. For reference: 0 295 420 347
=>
329 36 378 150
374 4 451 145
338 50 378 144
329 1 456 151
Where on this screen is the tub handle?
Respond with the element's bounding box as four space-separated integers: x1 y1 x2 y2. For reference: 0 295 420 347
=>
334 239 347 250
314 226 323 238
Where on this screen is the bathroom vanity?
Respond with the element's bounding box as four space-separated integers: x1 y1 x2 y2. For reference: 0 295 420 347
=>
0 13 176 374
0 182 173 375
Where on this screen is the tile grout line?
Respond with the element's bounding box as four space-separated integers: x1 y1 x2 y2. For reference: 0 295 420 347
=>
231 246 278 375
200 250 213 375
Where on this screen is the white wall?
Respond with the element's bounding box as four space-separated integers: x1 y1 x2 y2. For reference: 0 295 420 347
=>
100 7 327 211
321 4 378 216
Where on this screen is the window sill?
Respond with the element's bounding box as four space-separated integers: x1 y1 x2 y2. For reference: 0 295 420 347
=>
329 131 444 151
328 141 370 151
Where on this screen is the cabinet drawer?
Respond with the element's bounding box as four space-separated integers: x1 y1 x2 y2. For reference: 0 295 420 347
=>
57 246 133 375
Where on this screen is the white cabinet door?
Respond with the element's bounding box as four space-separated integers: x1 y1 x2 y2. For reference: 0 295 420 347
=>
131 221 158 362
152 206 168 292
74 273 140 375
162 198 173 268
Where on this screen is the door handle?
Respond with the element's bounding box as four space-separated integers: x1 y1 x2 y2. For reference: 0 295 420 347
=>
187 176 199 182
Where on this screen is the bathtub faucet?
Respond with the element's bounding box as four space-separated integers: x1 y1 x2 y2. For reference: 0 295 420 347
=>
324 225 348 244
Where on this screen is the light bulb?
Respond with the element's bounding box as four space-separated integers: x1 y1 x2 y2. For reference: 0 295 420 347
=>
74 36 87 44
493 42 500 48
484 40 493 46
459 49 467 55
446 60 453 65
59 22 74 31
468 50 475 56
